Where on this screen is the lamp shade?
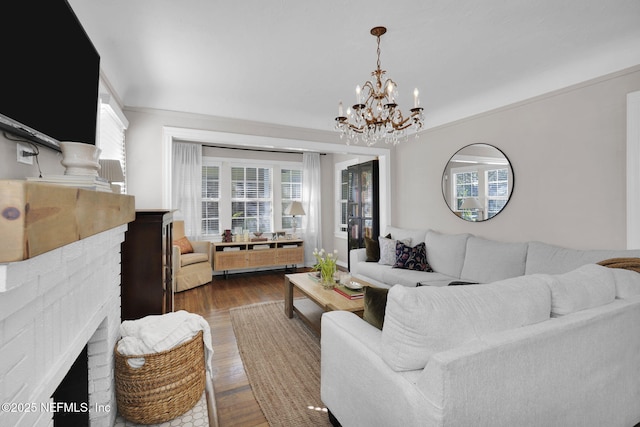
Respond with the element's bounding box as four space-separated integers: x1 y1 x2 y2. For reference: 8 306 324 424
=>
98 159 124 182
460 197 483 210
285 201 306 216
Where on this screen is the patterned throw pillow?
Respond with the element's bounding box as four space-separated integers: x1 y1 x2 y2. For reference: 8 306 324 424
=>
393 241 433 272
378 236 411 265
173 236 194 254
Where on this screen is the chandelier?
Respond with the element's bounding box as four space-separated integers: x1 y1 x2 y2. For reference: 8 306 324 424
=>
335 26 424 146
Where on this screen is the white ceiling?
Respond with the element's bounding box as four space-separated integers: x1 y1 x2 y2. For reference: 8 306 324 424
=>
69 0 640 133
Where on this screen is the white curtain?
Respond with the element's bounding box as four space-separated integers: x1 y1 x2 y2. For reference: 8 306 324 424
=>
172 142 202 239
302 152 322 266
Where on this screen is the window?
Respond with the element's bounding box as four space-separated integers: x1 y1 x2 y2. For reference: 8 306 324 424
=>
486 168 509 218
202 164 220 235
199 158 301 238
450 166 509 221
231 166 273 233
454 171 479 210
97 97 128 193
281 168 303 230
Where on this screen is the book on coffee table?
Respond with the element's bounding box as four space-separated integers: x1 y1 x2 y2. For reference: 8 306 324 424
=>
333 285 364 300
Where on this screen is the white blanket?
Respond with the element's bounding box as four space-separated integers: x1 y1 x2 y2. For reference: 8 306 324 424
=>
117 310 213 378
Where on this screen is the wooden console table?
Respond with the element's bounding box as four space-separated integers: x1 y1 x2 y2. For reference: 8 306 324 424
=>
212 239 304 277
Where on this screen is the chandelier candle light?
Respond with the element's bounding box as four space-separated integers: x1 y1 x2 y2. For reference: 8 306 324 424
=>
335 26 424 146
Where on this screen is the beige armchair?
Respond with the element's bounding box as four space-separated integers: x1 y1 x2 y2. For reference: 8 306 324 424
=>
172 221 213 292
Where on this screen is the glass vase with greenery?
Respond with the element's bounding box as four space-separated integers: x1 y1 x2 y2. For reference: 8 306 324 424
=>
313 248 338 289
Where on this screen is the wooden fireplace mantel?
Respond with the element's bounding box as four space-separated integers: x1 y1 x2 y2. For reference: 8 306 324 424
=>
0 180 135 263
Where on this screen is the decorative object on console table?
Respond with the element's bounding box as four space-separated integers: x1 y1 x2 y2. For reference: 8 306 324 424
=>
284 201 305 238
121 210 174 320
251 231 268 242
347 159 379 270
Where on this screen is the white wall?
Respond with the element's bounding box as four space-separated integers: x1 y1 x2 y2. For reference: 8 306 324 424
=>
124 108 345 208
0 136 64 180
393 66 640 250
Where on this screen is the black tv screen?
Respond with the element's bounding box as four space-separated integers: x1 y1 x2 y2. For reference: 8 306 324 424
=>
0 0 100 150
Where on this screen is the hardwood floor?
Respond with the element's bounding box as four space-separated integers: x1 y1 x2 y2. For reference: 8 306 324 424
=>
174 269 308 427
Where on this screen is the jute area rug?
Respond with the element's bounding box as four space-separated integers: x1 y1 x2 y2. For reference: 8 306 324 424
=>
229 300 332 427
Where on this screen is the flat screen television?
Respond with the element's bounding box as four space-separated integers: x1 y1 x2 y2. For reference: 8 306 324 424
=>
0 0 100 151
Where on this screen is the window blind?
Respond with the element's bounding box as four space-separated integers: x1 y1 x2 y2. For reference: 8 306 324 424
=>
98 102 127 192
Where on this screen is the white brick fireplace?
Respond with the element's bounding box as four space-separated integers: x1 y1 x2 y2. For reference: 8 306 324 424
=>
0 224 127 427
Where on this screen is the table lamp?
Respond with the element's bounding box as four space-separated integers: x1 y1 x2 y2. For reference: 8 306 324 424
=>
285 201 305 238
460 197 484 221
98 159 125 193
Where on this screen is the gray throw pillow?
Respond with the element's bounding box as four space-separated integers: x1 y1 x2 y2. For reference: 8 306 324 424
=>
378 236 411 265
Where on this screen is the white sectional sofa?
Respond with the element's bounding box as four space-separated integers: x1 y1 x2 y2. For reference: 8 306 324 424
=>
350 226 640 288
322 227 640 427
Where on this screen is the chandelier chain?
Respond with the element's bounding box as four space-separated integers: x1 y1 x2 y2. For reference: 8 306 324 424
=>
376 34 381 72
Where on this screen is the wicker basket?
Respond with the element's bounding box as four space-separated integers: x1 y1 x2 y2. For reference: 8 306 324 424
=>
114 330 206 424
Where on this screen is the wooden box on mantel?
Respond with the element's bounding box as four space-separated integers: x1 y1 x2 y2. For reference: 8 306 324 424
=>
0 180 135 263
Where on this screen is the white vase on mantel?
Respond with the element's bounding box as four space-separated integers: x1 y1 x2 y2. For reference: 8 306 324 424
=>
59 141 101 176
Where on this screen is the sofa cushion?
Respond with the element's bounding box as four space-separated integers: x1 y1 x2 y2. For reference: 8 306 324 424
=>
362 286 389 330
424 230 471 277
384 226 428 245
365 237 380 262
596 257 640 299
525 242 640 275
365 233 391 262
393 242 433 272
460 236 528 283
384 269 456 288
181 252 209 267
544 264 616 316
378 236 411 266
174 236 194 254
381 276 551 371
609 268 640 299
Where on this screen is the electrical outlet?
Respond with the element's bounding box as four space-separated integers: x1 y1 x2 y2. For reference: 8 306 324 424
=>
17 143 35 165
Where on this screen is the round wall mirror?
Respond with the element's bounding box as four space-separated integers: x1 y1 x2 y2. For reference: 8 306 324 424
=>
442 143 514 222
